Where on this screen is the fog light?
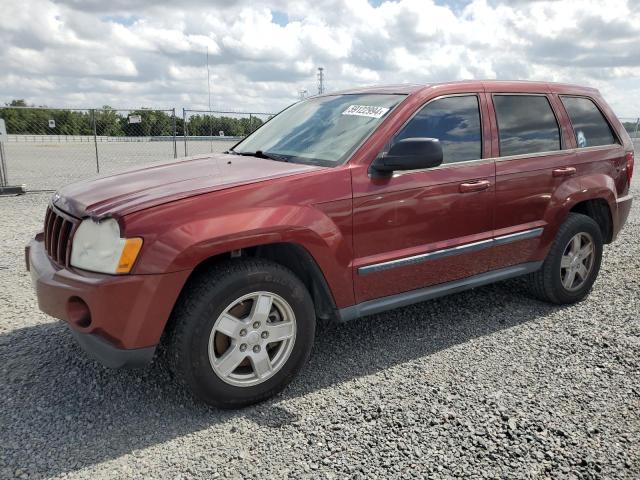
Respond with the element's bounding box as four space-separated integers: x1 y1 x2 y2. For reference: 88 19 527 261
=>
67 297 91 328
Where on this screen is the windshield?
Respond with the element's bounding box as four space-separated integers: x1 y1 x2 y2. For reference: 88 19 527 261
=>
232 94 404 166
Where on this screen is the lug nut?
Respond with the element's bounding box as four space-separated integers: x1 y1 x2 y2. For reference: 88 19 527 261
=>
261 331 269 339
252 321 260 329
253 345 261 353
240 344 247 352
239 329 247 337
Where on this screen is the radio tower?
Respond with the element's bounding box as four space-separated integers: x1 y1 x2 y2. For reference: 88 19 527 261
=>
317 67 325 95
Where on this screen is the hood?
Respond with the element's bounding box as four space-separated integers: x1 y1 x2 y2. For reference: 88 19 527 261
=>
53 153 323 218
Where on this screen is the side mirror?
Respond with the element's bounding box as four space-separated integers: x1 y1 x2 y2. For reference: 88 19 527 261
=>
371 137 443 175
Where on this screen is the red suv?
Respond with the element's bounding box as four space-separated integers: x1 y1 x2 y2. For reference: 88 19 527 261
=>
27 81 634 407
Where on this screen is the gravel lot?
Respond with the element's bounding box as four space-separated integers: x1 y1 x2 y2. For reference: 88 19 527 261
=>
1 177 639 479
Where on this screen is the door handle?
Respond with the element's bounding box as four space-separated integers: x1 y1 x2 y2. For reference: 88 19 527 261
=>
552 167 576 177
459 180 491 193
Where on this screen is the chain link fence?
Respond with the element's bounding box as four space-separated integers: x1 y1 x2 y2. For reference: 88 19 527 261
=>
181 109 273 157
620 117 640 151
95 108 178 176
0 106 178 190
0 107 276 191
0 106 636 192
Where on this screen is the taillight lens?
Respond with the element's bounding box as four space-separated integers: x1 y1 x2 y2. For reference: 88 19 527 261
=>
626 151 634 186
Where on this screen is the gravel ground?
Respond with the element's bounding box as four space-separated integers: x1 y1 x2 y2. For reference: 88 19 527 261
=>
1 178 639 479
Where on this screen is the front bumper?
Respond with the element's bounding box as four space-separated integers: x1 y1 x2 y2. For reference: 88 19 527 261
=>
69 328 156 368
27 235 190 367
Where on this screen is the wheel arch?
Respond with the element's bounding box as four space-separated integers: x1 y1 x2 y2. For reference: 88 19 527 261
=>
568 198 613 244
171 242 341 327
550 173 617 245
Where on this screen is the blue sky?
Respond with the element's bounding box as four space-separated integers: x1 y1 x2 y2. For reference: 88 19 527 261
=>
1 0 639 116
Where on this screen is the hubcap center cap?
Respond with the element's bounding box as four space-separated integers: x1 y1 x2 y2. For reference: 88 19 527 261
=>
246 331 261 346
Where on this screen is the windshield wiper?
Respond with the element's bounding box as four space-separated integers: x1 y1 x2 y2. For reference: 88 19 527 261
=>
234 150 290 162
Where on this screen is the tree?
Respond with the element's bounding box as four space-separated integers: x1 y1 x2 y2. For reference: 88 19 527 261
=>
95 106 124 136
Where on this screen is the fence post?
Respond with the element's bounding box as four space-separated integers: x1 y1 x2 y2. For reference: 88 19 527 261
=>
208 110 213 153
249 114 253 133
635 118 639 139
0 140 7 187
91 109 100 174
0 117 25 194
172 108 177 159
0 118 6 187
183 108 188 157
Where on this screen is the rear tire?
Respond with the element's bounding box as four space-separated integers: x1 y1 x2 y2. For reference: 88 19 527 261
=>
527 213 603 304
167 259 316 408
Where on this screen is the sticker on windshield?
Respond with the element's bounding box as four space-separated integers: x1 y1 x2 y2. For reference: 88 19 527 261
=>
342 105 390 119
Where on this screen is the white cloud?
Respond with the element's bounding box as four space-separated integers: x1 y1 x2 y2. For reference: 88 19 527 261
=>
0 0 639 116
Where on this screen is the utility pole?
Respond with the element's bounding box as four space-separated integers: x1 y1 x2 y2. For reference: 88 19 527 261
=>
317 67 324 95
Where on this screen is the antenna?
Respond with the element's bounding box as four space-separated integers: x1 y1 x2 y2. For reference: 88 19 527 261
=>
206 46 212 111
206 47 213 152
317 67 324 95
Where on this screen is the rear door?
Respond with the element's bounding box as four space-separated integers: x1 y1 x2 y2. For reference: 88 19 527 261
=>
352 92 496 303
486 87 577 268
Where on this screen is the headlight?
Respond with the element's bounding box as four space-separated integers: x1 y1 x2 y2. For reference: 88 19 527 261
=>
70 218 143 274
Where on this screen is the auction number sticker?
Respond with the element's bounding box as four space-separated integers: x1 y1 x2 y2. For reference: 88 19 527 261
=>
342 105 390 118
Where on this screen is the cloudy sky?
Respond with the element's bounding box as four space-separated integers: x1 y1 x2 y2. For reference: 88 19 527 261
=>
1 0 639 118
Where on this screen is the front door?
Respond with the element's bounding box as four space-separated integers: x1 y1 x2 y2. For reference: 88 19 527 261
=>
352 93 496 303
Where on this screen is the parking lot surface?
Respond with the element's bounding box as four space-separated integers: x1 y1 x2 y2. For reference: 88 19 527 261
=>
0 177 638 479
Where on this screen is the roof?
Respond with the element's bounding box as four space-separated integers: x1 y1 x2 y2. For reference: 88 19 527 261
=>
324 84 426 95
322 80 598 96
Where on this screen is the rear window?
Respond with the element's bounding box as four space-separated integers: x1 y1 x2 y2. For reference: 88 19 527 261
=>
560 96 617 148
493 95 561 156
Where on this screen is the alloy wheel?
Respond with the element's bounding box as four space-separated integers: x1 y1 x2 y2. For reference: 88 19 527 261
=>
560 232 595 292
208 291 297 387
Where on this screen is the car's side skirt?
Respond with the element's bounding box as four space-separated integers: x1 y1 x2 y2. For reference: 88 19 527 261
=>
337 261 543 323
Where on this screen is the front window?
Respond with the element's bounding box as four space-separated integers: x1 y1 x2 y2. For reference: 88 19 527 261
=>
232 94 404 166
395 95 482 164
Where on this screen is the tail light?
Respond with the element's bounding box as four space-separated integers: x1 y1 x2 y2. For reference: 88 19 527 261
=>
626 151 635 186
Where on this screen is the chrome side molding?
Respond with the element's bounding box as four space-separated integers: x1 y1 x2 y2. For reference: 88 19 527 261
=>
358 227 543 276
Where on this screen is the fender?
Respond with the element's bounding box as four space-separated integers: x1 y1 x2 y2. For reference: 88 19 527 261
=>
537 173 617 259
551 173 615 227
122 170 355 308
577 172 622 233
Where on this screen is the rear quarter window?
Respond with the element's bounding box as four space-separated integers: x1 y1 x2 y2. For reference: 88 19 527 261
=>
493 95 561 157
560 96 617 148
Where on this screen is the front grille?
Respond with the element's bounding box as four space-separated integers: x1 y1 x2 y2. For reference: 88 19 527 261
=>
43 206 78 266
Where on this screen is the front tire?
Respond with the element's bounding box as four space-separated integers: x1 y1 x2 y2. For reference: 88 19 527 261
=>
167 259 316 408
527 213 603 304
